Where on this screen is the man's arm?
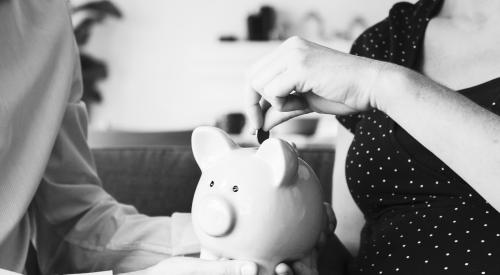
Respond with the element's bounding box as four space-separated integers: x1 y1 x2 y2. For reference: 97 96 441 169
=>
30 100 195 274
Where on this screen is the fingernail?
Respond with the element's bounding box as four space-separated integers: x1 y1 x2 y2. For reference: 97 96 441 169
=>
324 203 337 231
275 264 290 275
329 223 335 233
241 263 258 275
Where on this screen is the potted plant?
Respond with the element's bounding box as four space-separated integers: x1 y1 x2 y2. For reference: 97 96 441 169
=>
72 0 122 111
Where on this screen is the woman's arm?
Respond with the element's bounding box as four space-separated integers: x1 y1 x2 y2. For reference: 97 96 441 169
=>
245 36 500 212
332 124 365 256
374 65 500 210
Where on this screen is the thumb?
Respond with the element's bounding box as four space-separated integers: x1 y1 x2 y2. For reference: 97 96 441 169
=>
324 202 337 233
304 92 357 115
263 107 311 131
198 259 259 275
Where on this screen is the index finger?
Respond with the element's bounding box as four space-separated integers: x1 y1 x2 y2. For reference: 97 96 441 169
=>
245 46 286 131
245 84 264 131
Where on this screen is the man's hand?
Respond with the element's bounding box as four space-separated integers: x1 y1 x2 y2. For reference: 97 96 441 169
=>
274 252 319 275
123 204 336 275
122 257 258 275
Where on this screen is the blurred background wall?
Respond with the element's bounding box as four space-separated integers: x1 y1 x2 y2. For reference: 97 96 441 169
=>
81 0 405 131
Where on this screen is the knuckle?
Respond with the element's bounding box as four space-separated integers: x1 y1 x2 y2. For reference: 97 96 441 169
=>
287 48 309 70
282 37 312 68
285 35 306 47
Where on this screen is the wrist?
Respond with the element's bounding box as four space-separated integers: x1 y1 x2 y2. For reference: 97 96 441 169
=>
370 62 413 114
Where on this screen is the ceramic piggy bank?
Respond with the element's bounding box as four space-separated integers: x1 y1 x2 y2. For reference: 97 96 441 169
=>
191 126 324 275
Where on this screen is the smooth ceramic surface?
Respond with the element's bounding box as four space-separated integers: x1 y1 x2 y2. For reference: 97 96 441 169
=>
191 126 324 275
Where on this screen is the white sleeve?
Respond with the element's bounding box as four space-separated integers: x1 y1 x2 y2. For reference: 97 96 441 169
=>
31 101 199 274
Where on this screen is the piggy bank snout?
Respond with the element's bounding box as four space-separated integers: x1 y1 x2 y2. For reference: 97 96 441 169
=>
196 196 235 237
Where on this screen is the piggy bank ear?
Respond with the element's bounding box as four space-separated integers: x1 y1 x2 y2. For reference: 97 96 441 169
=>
192 126 238 171
256 138 298 187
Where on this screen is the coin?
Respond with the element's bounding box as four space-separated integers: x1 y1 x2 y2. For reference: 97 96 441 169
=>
257 128 270 144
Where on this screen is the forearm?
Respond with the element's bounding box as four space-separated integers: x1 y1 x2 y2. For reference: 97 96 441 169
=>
33 188 172 274
374 64 500 210
34 103 200 274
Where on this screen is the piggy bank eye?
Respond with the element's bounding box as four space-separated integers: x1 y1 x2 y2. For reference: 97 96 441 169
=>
209 181 215 187
232 185 239 192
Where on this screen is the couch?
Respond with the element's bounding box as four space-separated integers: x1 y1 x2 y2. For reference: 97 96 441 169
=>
92 146 335 215
91 145 349 274
26 145 346 274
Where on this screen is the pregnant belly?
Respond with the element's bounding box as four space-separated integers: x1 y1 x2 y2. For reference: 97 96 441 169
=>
349 203 500 275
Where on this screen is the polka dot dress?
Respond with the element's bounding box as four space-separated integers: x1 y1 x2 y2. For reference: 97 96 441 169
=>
337 0 500 274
